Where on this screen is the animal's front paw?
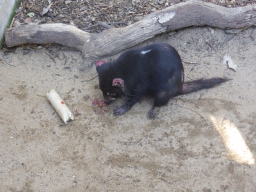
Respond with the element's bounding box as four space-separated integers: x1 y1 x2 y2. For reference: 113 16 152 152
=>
113 106 128 116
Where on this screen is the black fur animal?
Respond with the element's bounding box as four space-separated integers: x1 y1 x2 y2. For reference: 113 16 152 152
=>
96 43 228 119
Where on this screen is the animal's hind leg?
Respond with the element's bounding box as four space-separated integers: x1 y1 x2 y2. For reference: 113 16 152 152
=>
148 90 172 119
148 83 181 119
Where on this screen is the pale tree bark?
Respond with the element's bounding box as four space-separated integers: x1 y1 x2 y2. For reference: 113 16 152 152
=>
5 1 256 58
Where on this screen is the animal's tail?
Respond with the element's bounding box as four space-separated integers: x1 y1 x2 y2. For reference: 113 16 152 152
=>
181 78 230 95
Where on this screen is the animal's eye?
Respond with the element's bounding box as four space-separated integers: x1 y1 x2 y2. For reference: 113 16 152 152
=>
107 92 109 95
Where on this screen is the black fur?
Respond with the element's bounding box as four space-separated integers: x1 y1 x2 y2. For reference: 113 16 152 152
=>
96 43 228 119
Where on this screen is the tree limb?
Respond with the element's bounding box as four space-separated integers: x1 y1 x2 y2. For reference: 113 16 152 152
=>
5 1 256 58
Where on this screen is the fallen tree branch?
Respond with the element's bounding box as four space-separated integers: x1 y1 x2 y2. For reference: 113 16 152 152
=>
82 21 127 31
5 1 256 58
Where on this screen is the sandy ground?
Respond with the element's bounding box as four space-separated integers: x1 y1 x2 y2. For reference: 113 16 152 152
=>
1 27 256 191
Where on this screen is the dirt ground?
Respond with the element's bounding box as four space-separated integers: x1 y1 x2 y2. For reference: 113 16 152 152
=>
1 25 256 191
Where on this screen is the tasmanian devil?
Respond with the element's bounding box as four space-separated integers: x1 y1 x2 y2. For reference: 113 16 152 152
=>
95 43 229 119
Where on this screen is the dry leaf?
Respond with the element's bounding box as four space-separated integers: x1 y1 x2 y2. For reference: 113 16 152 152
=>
223 54 237 71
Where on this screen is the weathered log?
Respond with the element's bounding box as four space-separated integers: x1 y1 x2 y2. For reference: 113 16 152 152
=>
5 1 256 58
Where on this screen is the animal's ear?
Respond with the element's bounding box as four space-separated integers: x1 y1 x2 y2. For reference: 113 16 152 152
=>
112 78 124 87
96 60 106 71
